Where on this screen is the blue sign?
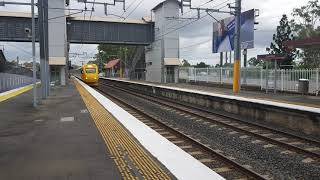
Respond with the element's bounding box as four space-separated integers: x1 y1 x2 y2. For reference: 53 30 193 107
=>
212 9 255 53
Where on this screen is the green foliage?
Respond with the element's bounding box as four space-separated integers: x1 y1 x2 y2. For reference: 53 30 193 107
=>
181 59 191 67
96 44 138 71
248 57 264 67
267 14 298 67
194 62 209 68
223 63 233 67
291 0 320 68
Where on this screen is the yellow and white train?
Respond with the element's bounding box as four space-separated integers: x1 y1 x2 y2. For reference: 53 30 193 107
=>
80 64 99 86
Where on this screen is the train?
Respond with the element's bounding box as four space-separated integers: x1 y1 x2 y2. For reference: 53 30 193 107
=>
80 64 99 86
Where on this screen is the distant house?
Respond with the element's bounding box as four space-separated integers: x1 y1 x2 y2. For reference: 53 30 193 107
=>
0 50 6 72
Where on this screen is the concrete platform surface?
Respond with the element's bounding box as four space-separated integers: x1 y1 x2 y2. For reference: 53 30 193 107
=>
0 82 121 180
77 79 224 180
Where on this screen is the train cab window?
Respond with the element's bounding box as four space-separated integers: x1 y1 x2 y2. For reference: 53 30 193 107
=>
85 68 96 74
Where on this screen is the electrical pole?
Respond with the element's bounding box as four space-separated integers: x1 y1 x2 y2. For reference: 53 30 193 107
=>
220 52 223 67
1 1 39 106
243 49 247 85
233 0 241 93
31 0 37 107
16 56 19 74
225 52 227 65
38 0 45 99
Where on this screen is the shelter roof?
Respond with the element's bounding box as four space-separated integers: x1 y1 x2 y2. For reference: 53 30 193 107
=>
284 37 320 49
105 59 120 69
164 58 181 66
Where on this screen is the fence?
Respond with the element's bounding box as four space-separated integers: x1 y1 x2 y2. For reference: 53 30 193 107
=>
179 67 320 94
0 73 33 93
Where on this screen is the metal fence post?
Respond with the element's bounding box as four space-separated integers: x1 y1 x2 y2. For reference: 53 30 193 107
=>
316 68 319 95
195 68 197 82
220 67 222 84
206 67 209 83
281 69 284 91
260 67 263 90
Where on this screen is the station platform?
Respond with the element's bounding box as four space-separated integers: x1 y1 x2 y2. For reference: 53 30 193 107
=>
121 79 320 109
0 78 223 180
102 78 320 137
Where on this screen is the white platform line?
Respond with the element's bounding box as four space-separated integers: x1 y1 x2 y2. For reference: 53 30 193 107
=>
76 78 225 180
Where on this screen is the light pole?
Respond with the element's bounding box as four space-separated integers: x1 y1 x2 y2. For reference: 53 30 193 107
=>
1 1 38 106
31 0 37 107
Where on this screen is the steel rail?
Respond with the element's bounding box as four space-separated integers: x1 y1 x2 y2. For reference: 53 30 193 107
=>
100 80 320 160
96 83 267 180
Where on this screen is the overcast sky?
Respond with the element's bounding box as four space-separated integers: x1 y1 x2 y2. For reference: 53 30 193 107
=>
0 0 310 66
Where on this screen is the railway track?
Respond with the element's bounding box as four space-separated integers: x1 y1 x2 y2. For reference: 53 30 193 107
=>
100 80 320 162
95 84 268 180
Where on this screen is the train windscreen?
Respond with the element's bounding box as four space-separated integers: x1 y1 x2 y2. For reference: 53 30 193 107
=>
85 68 96 74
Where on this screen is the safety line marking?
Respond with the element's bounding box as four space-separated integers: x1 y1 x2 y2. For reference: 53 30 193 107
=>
74 80 171 180
0 84 34 102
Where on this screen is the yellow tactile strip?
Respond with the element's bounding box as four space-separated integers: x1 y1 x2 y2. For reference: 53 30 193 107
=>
74 80 171 180
0 84 33 102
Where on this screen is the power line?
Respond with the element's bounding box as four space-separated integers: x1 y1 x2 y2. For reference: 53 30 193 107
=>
120 0 139 18
180 39 211 49
77 5 87 55
156 0 232 40
165 0 216 27
155 13 209 42
123 0 144 21
89 0 96 20
5 43 33 57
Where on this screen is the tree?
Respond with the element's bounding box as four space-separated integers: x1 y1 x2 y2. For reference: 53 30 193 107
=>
267 14 298 67
291 0 320 68
194 62 209 68
96 44 138 72
181 59 191 67
248 57 263 67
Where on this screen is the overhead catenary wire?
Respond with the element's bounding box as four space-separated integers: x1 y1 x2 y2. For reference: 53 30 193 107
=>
77 3 87 58
89 0 96 20
164 0 233 31
180 39 212 50
120 0 139 18
155 0 233 41
5 42 33 57
122 0 145 21
165 0 216 27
